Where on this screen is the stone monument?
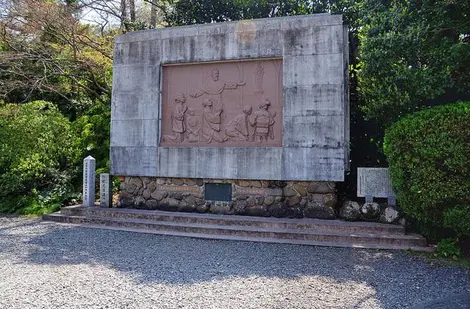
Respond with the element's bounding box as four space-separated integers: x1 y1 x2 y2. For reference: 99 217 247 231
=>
111 14 349 218
357 167 396 205
100 173 112 208
83 156 96 207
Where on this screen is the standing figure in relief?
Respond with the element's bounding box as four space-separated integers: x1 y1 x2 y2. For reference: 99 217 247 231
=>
185 108 199 142
190 68 245 99
250 98 276 142
225 105 252 141
200 99 227 143
164 94 188 143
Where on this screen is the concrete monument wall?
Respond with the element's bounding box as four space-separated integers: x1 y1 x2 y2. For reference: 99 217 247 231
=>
111 14 349 181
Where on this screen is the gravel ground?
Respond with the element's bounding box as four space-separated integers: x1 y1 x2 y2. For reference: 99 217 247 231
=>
0 216 469 309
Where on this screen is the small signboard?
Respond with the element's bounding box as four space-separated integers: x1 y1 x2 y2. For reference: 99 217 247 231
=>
357 168 396 200
204 183 232 202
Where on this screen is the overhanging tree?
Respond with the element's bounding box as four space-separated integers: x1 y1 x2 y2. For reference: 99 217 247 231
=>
0 0 114 117
357 0 470 126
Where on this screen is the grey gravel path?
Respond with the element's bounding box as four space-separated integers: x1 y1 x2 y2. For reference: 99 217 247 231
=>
0 217 469 309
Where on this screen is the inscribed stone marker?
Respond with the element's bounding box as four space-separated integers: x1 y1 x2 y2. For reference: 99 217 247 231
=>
357 168 396 199
100 173 112 208
83 156 96 207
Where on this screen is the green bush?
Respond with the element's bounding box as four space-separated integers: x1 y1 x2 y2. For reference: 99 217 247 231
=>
444 205 470 237
0 101 81 214
436 238 462 259
383 101 470 236
72 100 110 175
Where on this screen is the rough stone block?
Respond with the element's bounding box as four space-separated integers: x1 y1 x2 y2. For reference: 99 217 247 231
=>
246 204 269 217
380 206 400 224
209 202 231 214
361 202 381 220
339 200 361 221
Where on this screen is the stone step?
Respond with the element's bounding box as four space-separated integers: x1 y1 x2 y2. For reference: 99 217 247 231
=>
59 205 405 235
42 212 430 251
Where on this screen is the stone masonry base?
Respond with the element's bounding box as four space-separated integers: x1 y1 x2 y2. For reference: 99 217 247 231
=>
118 177 337 219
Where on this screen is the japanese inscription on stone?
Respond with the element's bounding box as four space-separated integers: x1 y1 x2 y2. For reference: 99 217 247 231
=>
83 156 96 207
161 59 283 147
357 168 396 198
100 173 112 208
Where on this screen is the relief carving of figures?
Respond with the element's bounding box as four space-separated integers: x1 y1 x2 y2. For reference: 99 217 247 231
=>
185 108 199 142
250 98 276 142
164 94 188 143
200 99 227 143
161 59 282 147
190 68 245 98
225 105 252 141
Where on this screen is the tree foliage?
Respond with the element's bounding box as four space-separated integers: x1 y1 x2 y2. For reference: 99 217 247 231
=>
0 0 114 117
383 101 470 237
0 101 81 213
164 0 349 26
357 0 470 125
0 0 116 213
1 0 468 223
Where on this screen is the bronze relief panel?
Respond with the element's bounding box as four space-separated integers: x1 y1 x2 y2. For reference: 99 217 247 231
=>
161 59 283 147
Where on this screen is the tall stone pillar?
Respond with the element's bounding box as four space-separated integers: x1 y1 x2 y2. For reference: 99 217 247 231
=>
83 156 96 207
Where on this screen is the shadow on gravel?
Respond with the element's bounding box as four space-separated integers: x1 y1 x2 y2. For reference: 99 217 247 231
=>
4 222 470 309
0 217 41 232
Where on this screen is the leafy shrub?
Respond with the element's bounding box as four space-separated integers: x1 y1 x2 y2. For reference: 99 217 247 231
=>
72 100 110 175
436 238 462 259
444 205 470 237
0 101 81 214
383 101 470 236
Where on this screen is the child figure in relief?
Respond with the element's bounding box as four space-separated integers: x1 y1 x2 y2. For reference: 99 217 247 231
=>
250 98 276 142
164 94 188 143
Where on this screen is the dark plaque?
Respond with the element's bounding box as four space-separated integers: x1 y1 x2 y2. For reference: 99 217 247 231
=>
204 183 232 202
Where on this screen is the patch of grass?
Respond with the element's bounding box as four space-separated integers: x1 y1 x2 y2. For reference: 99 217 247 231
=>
406 250 470 269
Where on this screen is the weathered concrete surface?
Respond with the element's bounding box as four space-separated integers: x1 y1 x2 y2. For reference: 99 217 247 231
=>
357 168 396 198
111 14 349 181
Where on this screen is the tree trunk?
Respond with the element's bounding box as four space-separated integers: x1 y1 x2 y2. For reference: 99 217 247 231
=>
129 0 136 22
150 0 157 28
120 0 127 28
